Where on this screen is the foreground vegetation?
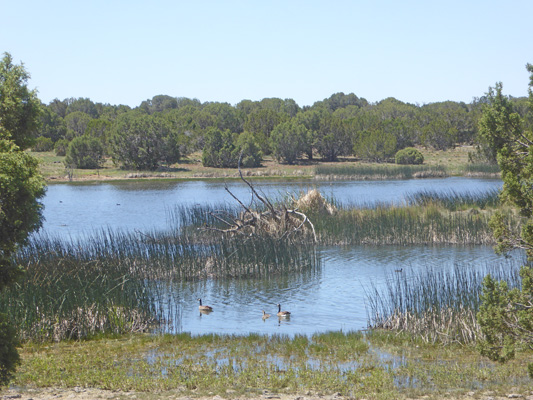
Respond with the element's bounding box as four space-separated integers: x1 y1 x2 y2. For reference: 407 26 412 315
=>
8 330 532 399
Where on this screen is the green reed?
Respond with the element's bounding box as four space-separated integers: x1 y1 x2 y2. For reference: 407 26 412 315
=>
309 203 514 246
5 218 320 342
463 163 501 175
315 164 447 179
405 188 501 210
367 259 523 344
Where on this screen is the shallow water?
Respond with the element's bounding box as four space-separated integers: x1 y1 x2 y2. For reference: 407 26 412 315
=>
38 177 512 336
153 245 521 336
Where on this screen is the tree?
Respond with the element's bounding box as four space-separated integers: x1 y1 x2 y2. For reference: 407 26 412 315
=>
0 53 41 149
110 112 180 170
270 121 309 164
236 131 262 168
64 111 92 139
202 128 239 168
354 129 397 162
65 135 105 169
0 53 46 385
476 63 533 376
315 113 351 161
244 108 288 155
39 106 67 143
478 64 533 257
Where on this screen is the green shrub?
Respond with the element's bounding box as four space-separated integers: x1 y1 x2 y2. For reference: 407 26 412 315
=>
32 136 54 152
65 135 104 169
54 139 69 156
395 147 424 165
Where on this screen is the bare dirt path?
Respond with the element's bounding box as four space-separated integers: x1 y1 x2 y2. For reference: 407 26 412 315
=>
2 387 533 400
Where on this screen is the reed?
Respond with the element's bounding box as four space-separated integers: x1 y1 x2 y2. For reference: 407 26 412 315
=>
405 188 501 210
310 203 514 246
5 224 320 342
367 258 524 345
463 163 501 176
314 164 448 180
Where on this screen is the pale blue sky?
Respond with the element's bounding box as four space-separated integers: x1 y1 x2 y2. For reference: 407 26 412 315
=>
2 0 532 108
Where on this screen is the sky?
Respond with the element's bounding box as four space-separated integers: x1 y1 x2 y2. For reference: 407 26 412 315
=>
2 0 532 108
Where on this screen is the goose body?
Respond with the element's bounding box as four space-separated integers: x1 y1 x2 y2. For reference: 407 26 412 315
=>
277 304 291 317
197 298 213 311
262 310 270 319
395 268 403 272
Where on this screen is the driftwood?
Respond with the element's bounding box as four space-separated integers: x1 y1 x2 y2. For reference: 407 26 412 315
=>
200 155 317 243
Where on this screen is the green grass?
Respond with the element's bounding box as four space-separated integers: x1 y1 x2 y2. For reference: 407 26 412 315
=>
11 331 533 399
314 164 448 180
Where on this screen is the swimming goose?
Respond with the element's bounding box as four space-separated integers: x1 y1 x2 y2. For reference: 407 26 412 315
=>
262 310 270 319
277 304 291 317
197 298 213 311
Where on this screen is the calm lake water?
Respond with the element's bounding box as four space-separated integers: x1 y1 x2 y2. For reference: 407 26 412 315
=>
38 177 516 336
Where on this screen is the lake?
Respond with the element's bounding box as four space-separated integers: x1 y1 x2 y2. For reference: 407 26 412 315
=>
38 177 516 336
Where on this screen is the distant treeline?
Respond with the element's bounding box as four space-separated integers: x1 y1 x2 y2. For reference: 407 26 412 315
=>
33 92 529 170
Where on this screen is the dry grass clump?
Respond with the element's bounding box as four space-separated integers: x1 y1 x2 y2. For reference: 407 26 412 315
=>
293 189 336 215
372 305 480 345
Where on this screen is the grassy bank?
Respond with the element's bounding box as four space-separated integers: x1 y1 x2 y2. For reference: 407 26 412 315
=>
10 331 532 399
33 146 499 183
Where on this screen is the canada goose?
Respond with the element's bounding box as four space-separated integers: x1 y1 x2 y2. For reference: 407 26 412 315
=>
262 310 270 319
395 268 403 272
197 298 213 311
277 304 291 317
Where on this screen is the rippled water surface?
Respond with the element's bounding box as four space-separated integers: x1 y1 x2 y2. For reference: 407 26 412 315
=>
41 177 502 238
38 177 512 336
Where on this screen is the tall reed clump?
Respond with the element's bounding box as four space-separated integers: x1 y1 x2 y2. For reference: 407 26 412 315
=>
463 163 501 177
405 188 501 211
366 259 523 345
314 164 447 180
306 188 516 246
5 235 156 342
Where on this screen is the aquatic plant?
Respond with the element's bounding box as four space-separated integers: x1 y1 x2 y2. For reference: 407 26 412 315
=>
4 225 320 341
405 188 501 210
314 164 447 180
367 259 524 344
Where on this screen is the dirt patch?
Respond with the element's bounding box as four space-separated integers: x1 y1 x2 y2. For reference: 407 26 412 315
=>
2 388 533 400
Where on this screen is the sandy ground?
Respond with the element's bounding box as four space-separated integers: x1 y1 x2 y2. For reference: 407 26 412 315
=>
2 388 533 400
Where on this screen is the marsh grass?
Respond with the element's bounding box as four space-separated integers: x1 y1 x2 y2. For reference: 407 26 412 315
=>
367 259 524 345
463 163 501 176
405 188 501 210
5 224 319 341
310 204 511 246
314 164 448 180
6 189 517 341
13 331 533 398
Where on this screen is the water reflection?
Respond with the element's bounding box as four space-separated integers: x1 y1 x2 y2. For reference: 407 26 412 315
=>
154 245 522 337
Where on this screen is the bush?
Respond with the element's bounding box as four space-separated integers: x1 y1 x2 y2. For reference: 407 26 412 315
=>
65 135 104 169
395 147 424 165
32 136 54 152
54 139 69 156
